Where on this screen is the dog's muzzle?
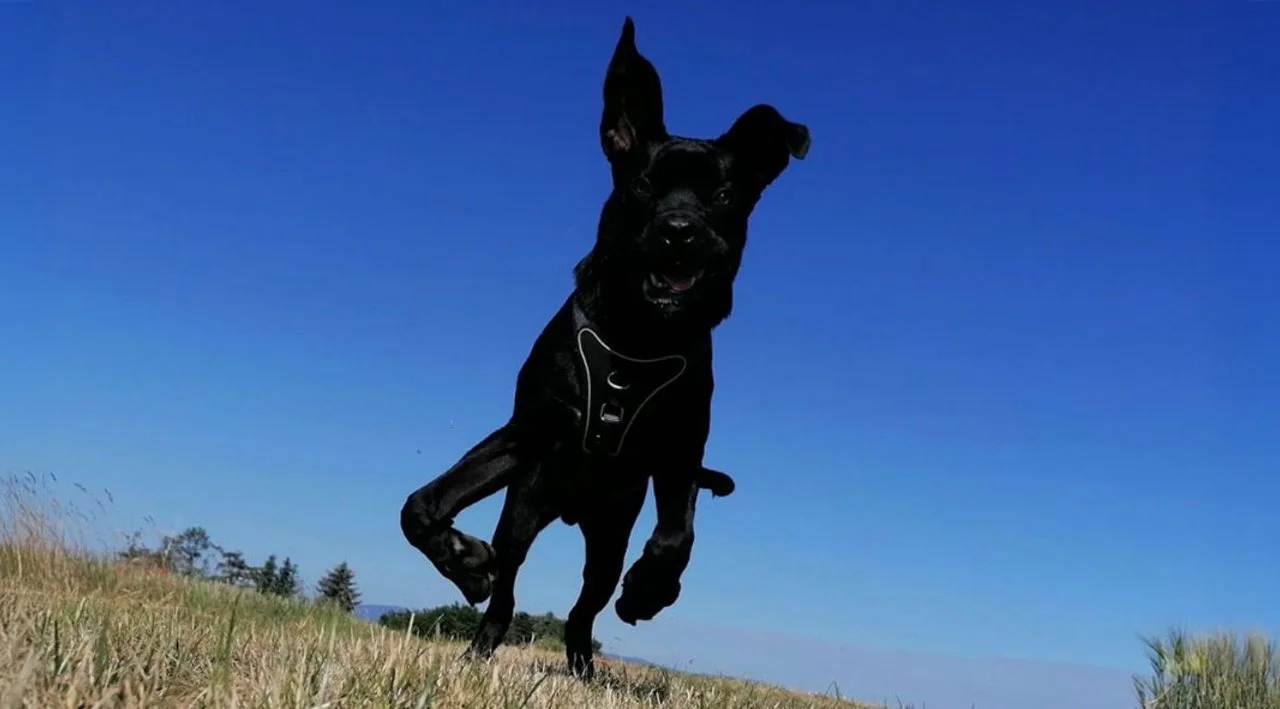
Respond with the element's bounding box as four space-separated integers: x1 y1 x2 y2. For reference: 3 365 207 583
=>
640 213 717 300
645 212 718 260
652 212 700 248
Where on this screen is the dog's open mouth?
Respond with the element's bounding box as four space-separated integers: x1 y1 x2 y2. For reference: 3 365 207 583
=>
646 269 704 296
650 271 702 292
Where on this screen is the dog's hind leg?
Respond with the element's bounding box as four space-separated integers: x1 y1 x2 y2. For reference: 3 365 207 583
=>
400 423 531 605
615 470 698 625
463 464 559 661
563 482 648 679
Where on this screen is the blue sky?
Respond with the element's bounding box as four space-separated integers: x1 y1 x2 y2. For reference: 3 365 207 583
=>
2 1 1277 707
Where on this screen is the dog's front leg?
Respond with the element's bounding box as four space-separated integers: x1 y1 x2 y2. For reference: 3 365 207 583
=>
400 423 532 605
614 468 698 625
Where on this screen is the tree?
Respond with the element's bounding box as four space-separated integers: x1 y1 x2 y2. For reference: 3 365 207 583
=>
116 530 166 569
381 605 481 641
110 526 304 600
255 554 280 594
214 549 256 588
275 557 302 598
251 553 302 598
379 604 601 653
160 527 217 578
315 561 361 613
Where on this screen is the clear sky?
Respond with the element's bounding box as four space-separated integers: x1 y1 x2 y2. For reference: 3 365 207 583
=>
3 1 1277 707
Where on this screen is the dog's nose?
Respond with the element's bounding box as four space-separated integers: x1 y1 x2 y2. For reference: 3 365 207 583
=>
659 215 696 246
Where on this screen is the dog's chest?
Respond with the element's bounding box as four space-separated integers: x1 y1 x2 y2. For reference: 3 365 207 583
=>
573 326 688 457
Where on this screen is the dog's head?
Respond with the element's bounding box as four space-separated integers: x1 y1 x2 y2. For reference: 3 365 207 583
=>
575 18 810 334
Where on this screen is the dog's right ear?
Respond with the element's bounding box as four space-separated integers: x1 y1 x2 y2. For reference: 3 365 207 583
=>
600 17 668 164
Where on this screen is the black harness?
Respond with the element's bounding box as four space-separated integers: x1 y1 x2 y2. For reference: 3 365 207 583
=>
572 304 687 457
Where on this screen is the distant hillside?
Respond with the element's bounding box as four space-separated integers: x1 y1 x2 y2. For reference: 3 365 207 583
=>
604 653 659 667
354 603 407 622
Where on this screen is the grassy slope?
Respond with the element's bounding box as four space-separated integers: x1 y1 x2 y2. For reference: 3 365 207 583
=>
1 550 885 707
6 472 1280 708
0 475 879 708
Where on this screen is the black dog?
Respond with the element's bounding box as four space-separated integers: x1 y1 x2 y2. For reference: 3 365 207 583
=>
400 17 809 679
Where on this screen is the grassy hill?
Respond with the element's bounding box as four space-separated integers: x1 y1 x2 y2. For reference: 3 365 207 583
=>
0 474 881 708
4 472 1280 708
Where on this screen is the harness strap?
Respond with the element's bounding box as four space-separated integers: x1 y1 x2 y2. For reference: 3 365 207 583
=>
572 304 687 457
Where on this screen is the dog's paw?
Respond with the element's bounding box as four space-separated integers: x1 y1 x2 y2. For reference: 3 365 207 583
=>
463 621 505 663
614 556 682 625
423 528 497 606
459 643 495 664
566 648 596 680
696 467 736 498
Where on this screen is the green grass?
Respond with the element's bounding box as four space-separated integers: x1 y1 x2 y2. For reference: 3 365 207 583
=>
1134 629 1280 708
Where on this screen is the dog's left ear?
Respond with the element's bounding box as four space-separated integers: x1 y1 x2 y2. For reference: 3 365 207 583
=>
717 104 810 191
601 17 668 165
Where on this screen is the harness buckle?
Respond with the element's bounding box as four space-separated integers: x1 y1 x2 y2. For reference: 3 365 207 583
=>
600 402 624 425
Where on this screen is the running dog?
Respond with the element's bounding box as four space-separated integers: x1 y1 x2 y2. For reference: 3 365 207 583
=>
400 16 810 679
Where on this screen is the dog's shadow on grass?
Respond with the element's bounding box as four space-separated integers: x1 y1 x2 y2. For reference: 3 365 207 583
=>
527 658 675 703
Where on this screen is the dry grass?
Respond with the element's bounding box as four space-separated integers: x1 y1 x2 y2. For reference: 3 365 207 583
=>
0 472 881 708
9 470 1280 709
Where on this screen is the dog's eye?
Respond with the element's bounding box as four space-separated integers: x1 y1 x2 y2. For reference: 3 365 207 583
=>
713 187 734 208
631 177 653 201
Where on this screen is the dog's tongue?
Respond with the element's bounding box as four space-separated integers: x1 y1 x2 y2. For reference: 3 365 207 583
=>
663 275 697 292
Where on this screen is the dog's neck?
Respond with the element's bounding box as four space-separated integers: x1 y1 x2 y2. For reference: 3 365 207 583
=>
572 252 721 358
571 288 707 359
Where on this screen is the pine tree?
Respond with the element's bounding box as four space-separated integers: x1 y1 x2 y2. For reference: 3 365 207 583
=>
315 561 361 613
255 555 280 595
275 557 302 598
252 554 302 598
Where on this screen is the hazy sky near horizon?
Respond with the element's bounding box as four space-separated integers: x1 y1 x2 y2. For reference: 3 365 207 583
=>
3 1 1278 707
